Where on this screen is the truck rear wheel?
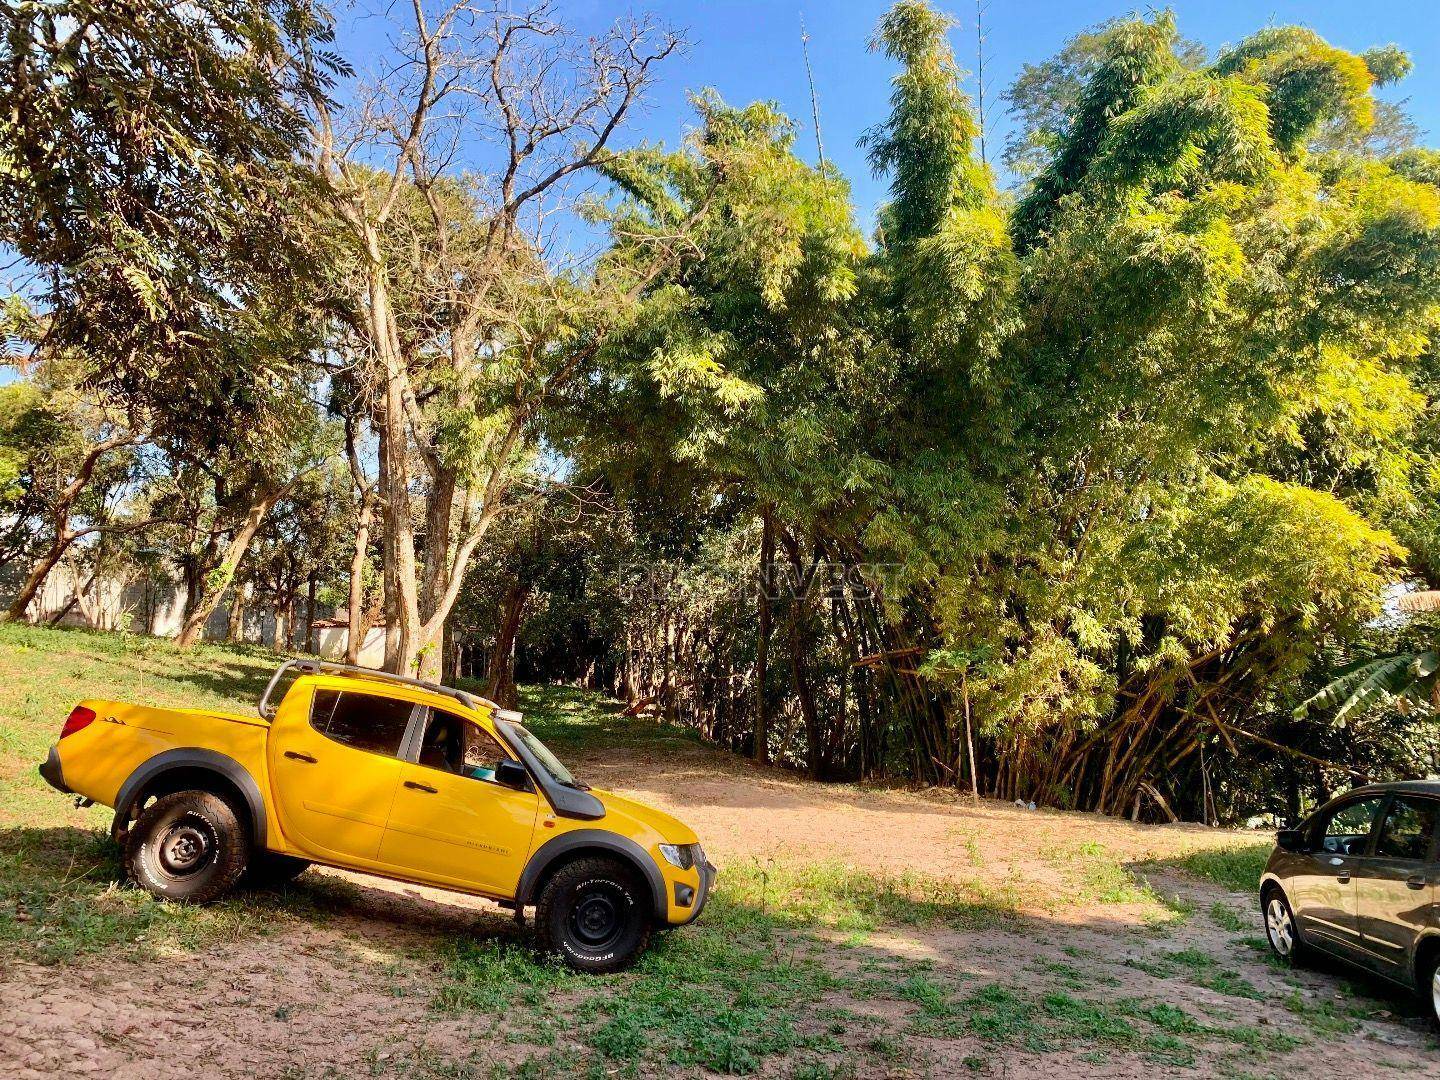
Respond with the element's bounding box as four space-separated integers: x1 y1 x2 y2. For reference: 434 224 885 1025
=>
124 790 248 904
535 856 651 974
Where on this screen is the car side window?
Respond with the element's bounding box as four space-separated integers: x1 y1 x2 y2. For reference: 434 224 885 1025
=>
1317 796 1386 856
416 708 510 783
1372 797 1439 861
309 688 414 757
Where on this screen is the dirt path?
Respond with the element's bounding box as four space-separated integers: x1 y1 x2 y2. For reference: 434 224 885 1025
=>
3 734 1436 1078
575 738 1246 890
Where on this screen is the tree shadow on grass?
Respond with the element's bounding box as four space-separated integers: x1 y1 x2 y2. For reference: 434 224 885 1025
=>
0 825 519 969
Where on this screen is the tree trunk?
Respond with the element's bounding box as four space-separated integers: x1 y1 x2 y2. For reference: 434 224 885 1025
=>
787 606 823 779
176 491 279 648
5 528 72 622
304 570 317 653
484 582 529 709
962 672 979 801
227 582 248 643
367 268 423 674
182 558 202 623
350 592 383 667
346 494 375 663
374 407 402 669
46 571 90 627
273 601 289 652
753 509 774 764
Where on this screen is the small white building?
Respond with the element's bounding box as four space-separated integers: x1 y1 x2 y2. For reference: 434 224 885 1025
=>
313 617 387 668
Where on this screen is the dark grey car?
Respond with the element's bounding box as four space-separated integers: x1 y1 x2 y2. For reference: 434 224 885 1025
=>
1261 780 1440 1025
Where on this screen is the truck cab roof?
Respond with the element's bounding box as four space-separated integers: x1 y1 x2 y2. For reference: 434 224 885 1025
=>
258 659 512 723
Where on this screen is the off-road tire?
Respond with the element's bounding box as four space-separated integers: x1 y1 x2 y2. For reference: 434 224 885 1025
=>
534 856 651 974
124 790 248 904
242 852 311 889
1262 886 1310 967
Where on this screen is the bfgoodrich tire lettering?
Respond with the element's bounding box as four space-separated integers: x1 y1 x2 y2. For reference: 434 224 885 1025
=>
535 856 651 973
124 790 249 904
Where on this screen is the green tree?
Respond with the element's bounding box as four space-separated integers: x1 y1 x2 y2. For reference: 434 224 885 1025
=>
304 1 680 677
240 459 354 651
0 357 142 622
576 4 1440 819
1 0 339 390
575 89 868 773
946 12 1440 812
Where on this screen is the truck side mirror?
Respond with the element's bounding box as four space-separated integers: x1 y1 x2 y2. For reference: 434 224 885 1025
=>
495 759 529 790
1277 828 1306 853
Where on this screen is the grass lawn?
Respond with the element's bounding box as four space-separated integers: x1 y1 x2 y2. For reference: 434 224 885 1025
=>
1162 844 1273 893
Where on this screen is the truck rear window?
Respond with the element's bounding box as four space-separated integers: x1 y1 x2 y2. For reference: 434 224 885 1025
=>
310 689 413 757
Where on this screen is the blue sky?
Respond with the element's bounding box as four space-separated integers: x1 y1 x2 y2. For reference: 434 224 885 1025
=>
335 0 1438 225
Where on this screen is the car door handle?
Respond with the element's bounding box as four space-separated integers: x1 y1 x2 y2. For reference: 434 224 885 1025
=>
284 751 317 763
1407 875 1427 890
404 780 437 793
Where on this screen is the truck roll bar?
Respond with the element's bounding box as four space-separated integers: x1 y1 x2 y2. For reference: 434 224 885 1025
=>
257 658 506 720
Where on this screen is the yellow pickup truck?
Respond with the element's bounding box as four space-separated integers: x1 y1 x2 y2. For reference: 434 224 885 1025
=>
38 659 714 972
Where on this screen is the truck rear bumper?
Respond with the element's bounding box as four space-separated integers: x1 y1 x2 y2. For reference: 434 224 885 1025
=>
38 746 70 794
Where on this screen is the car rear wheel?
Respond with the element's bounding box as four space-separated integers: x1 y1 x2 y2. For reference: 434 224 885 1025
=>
1263 888 1308 966
124 790 248 904
535 856 651 974
1419 951 1440 1029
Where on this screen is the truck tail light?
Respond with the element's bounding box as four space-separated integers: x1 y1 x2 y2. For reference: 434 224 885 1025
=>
60 705 96 739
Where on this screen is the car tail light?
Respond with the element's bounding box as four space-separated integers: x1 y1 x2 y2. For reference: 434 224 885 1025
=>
60 706 96 739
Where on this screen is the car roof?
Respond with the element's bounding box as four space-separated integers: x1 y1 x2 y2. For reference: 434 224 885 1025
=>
1340 779 1440 799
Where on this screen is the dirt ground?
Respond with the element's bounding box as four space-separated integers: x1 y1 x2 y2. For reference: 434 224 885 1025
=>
3 733 1437 1079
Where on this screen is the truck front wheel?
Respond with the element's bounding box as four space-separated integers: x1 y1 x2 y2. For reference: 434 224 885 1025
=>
124 790 249 904
534 856 651 973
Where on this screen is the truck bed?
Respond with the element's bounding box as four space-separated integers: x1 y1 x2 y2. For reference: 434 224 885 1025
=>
58 698 271 812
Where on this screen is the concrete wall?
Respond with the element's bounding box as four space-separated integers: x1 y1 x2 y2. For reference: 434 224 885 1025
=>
26 567 385 669
31 565 284 646
34 564 199 637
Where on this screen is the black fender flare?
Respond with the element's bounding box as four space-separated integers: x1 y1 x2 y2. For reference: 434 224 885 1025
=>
113 747 267 849
1411 928 1440 987
516 829 666 921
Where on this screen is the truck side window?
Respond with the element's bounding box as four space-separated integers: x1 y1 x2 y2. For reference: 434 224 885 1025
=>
417 708 508 782
1372 797 1439 861
309 689 414 757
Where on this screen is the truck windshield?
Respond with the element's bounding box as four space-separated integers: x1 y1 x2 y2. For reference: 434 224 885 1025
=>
504 723 584 789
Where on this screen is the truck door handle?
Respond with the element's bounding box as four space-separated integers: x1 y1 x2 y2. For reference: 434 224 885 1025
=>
1336 871 1351 883
1408 875 1426 890
284 751 317 763
404 780 437 793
